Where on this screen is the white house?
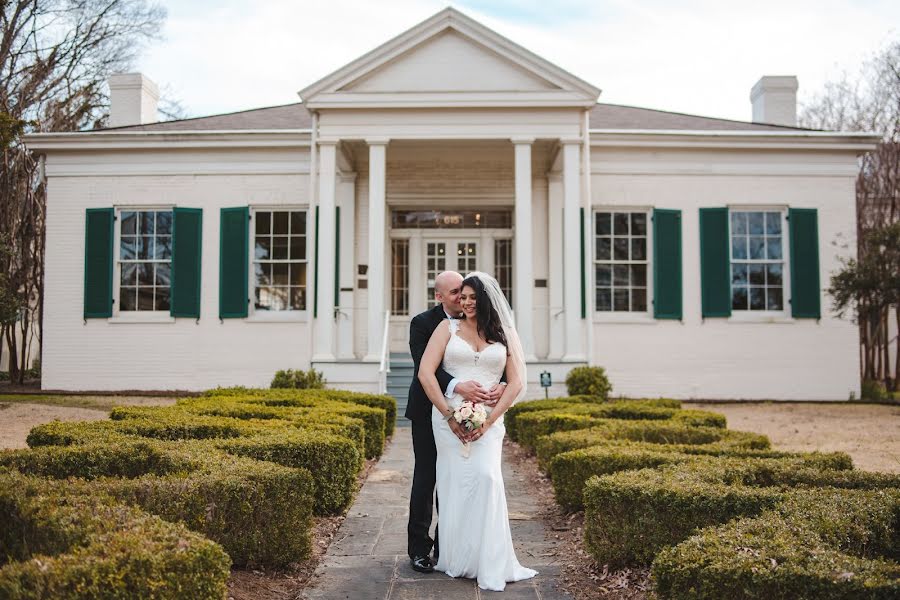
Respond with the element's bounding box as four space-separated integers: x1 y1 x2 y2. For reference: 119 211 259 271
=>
26 8 878 401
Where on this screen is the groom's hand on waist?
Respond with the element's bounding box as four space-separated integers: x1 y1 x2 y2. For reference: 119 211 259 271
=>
455 380 490 403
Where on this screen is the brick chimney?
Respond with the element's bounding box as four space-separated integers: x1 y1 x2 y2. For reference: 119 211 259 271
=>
108 73 159 127
750 76 798 127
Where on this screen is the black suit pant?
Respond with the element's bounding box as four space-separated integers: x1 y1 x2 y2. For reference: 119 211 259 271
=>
408 417 439 559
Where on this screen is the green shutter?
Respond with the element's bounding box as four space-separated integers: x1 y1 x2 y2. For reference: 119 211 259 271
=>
334 206 341 309
700 207 731 318
580 207 586 319
789 208 821 319
653 209 682 319
172 208 203 318
84 208 114 318
219 207 249 319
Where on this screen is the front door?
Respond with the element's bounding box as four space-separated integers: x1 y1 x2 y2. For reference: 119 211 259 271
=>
425 239 479 307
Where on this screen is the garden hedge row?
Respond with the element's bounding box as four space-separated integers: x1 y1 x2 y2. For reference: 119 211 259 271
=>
652 488 900 599
582 456 900 568
0 438 316 567
0 468 231 599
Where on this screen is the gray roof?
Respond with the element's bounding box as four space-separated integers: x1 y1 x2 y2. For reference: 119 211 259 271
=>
109 101 809 133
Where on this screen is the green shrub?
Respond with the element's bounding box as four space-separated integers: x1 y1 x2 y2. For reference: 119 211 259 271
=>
270 368 326 389
0 439 316 567
651 489 900 599
565 366 612 399
0 469 231 599
861 378 892 402
582 457 899 568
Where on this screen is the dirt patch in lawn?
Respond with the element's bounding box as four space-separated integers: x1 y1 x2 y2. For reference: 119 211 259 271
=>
684 401 900 474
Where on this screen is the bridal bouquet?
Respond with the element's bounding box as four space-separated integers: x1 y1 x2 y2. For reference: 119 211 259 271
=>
453 400 488 458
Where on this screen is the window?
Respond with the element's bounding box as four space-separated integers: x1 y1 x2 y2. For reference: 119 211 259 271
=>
391 239 409 315
253 210 307 311
594 211 648 312
494 239 513 307
730 210 784 312
426 242 447 308
118 210 172 311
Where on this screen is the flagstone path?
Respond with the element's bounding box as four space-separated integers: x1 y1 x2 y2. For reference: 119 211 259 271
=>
303 425 572 599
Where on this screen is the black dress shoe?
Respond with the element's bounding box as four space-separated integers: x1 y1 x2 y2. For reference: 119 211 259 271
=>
410 555 435 573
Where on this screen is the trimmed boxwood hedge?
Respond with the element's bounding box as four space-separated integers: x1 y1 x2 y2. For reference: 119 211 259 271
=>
652 489 900 599
548 441 852 511
27 414 360 517
0 469 231 599
582 456 900 568
0 438 316 567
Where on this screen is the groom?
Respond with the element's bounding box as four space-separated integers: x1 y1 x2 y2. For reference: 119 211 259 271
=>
405 270 505 573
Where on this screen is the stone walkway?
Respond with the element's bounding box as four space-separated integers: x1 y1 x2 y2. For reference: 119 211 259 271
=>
303 425 571 599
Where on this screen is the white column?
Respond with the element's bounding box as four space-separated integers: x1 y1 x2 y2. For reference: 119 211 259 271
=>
313 139 338 361
513 137 536 361
366 138 388 361
336 173 356 359
562 138 585 361
547 174 565 360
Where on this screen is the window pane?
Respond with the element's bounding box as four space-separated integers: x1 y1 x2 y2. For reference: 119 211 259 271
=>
731 212 747 235
138 263 154 286
138 236 153 260
749 264 765 285
766 264 783 286
631 238 646 261
289 236 306 260
121 211 137 235
732 237 748 260
138 288 154 311
767 287 783 310
732 286 748 310
613 238 629 260
749 236 765 259
269 287 288 311
632 289 647 312
766 237 782 260
613 213 629 235
141 212 155 235
155 287 170 311
255 236 271 260
255 263 271 286
748 212 764 235
596 265 611 286
155 264 170 287
256 211 271 235
596 288 612 311
273 212 289 235
290 287 306 310
596 213 611 235
290 263 306 286
631 213 647 236
290 212 306 235
272 236 288 260
120 236 136 260
156 211 172 235
121 263 137 286
120 287 136 311
766 212 781 234
273 263 289 286
596 238 611 260
731 264 748 285
613 264 629 286
155 235 171 260
613 289 629 311
631 264 646 287
750 287 766 310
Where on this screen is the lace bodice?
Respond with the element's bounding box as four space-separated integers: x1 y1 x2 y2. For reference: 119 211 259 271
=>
443 319 507 406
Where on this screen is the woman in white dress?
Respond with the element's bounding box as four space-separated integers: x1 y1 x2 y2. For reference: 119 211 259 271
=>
418 272 538 592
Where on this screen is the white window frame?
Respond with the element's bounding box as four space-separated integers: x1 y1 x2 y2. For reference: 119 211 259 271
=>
592 207 654 323
727 205 793 322
246 205 310 323
109 205 176 323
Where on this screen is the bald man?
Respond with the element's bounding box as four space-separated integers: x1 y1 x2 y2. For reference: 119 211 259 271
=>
405 270 505 573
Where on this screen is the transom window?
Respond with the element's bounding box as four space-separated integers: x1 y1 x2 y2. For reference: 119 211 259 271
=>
594 211 649 312
730 210 784 311
119 210 172 311
253 210 307 311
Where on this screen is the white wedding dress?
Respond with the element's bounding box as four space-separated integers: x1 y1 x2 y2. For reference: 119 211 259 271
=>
431 319 538 591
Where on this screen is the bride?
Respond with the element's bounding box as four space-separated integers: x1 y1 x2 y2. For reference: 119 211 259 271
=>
418 271 538 591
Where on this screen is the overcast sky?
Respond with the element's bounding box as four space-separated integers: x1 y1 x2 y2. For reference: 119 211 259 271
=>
136 0 899 123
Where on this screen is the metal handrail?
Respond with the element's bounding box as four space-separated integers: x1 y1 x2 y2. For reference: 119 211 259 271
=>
377 310 391 394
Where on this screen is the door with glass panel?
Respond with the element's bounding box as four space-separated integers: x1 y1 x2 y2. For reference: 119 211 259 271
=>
426 239 478 307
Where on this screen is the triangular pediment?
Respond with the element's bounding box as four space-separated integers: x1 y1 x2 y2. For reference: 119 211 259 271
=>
299 7 600 109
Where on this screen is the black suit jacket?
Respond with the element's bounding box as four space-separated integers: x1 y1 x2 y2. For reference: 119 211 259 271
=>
405 304 455 422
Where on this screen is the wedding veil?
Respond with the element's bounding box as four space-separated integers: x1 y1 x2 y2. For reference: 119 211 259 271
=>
465 271 528 405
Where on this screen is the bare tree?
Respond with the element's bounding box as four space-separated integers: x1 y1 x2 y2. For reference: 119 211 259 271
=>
801 38 900 392
1 0 166 383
